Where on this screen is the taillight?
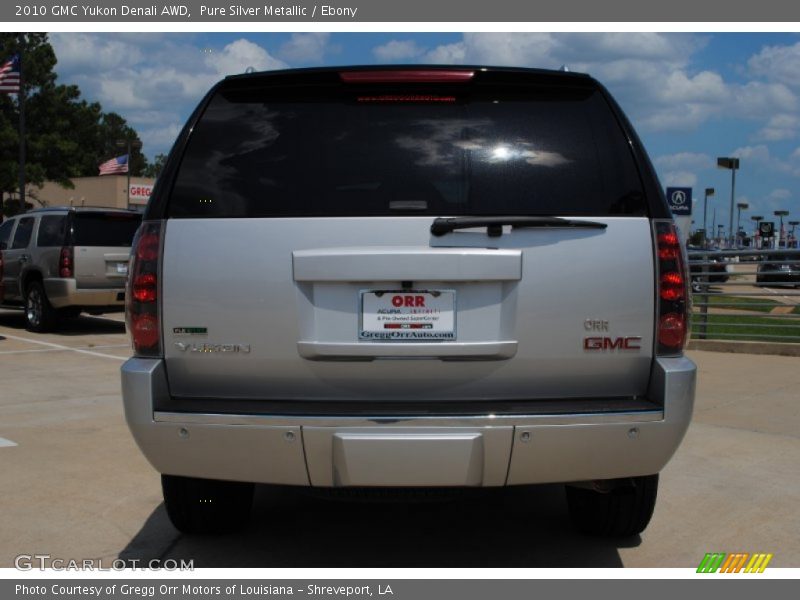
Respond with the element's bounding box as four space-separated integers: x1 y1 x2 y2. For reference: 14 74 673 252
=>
654 220 689 355
59 246 74 278
126 221 163 356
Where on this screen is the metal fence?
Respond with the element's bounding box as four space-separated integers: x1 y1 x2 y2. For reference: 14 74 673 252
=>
687 248 800 343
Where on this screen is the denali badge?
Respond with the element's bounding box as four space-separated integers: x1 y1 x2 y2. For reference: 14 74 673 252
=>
174 342 251 353
173 327 208 335
583 336 642 351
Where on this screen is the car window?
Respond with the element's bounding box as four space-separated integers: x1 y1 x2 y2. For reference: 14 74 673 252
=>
10 217 34 249
169 84 646 218
72 213 142 247
0 219 14 250
37 215 69 247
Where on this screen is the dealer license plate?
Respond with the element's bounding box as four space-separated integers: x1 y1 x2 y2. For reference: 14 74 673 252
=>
360 290 455 341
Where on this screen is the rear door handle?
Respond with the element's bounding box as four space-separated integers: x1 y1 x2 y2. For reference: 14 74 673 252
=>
19 254 29 262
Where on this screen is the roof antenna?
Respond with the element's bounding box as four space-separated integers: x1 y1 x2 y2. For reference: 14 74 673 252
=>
245 66 255 73
559 65 570 72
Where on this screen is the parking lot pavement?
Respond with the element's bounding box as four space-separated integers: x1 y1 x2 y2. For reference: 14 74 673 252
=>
1 307 798 568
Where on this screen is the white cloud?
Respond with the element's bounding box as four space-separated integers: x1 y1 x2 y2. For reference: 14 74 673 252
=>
423 42 467 64
417 33 799 135
732 144 772 163
663 171 698 187
279 33 331 63
213 38 286 77
51 33 142 70
769 189 792 200
748 42 800 88
655 152 714 171
139 123 183 148
754 114 800 141
373 40 426 61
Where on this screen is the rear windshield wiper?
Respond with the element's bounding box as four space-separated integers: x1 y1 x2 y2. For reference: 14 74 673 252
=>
430 216 608 237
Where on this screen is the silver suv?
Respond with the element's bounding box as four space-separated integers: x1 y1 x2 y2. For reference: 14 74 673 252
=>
0 207 141 331
121 66 696 537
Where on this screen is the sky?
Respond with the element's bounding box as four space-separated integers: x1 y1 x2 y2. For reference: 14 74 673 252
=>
47 32 800 236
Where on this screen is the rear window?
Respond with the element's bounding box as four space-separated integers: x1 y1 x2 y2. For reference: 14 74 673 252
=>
168 83 646 218
11 217 34 249
0 219 13 249
37 215 68 247
72 213 141 247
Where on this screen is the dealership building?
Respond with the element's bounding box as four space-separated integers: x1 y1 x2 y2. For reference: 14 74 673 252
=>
34 176 155 212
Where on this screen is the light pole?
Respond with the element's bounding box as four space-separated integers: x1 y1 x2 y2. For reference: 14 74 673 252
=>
717 156 740 248
116 138 143 208
774 210 789 247
717 224 724 244
703 187 715 247
751 215 763 248
735 201 749 247
789 221 799 248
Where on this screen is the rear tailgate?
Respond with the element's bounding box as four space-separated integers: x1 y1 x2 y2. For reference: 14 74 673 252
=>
162 217 654 401
158 68 659 405
72 212 141 288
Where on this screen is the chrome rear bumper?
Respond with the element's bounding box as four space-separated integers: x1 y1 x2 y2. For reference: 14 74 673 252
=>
121 356 695 487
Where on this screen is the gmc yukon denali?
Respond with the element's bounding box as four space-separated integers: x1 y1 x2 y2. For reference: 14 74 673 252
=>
121 66 696 536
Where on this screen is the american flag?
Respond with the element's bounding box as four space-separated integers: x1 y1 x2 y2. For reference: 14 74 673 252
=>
0 54 21 94
98 154 129 175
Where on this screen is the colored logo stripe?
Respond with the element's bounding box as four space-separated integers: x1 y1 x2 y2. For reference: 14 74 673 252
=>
697 553 726 573
745 553 773 573
697 552 773 573
719 553 748 573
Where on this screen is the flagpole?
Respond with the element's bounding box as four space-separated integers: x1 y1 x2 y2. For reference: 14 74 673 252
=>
18 37 26 208
125 141 131 207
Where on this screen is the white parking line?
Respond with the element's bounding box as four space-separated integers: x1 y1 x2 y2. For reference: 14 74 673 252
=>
0 348 65 355
0 437 18 448
0 332 127 361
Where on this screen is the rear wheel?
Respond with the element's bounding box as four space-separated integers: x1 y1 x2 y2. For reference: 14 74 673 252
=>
25 281 58 332
565 474 658 537
161 475 254 534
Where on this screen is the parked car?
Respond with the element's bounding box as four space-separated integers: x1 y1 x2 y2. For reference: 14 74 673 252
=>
121 65 696 537
756 253 800 287
687 245 731 292
0 207 142 331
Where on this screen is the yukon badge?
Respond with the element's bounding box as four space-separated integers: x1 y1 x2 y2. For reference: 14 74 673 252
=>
174 342 251 354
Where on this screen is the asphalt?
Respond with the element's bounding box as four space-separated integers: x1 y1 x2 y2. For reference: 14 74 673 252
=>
0 307 798 569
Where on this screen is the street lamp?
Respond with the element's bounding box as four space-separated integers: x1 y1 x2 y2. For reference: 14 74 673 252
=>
774 210 790 247
717 224 725 244
703 187 715 247
735 201 749 247
751 215 763 248
116 138 143 208
789 221 799 248
717 156 740 247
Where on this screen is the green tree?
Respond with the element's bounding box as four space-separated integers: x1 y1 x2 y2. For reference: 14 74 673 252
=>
1 33 148 216
142 153 166 179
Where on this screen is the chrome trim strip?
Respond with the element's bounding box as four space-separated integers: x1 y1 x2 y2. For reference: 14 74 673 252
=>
153 409 663 428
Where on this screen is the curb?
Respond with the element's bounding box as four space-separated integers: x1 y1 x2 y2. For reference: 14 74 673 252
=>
687 339 800 357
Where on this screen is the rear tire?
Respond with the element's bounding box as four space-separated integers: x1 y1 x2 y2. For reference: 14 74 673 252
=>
25 281 58 332
161 475 254 534
566 474 658 537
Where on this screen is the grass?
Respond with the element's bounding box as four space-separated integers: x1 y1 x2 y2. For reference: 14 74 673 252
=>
690 314 800 343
